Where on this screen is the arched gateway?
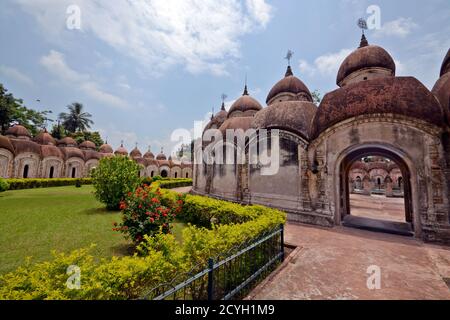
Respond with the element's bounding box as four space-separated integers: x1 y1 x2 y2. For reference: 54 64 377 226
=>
337 145 415 235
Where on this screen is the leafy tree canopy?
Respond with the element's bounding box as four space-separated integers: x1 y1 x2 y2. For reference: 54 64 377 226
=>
0 83 52 135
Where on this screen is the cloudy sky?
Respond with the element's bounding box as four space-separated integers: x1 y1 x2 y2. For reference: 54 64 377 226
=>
1 0 449 155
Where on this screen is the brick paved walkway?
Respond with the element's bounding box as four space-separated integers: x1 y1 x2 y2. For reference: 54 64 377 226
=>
249 223 450 300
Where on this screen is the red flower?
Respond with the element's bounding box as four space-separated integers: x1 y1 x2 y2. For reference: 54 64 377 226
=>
149 217 155 223
151 198 159 204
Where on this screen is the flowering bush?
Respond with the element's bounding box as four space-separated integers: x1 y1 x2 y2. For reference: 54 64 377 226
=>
113 185 183 243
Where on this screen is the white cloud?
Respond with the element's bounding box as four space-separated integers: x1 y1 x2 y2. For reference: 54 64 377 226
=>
298 48 353 77
374 17 418 38
0 65 34 86
40 50 128 109
15 0 273 76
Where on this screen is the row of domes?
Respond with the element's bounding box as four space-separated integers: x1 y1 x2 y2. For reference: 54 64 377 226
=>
205 35 450 141
2 125 186 163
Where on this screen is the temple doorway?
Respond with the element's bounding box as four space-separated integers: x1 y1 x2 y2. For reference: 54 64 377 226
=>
340 148 414 236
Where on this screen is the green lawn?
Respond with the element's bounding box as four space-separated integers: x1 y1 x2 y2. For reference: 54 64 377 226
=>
0 185 186 275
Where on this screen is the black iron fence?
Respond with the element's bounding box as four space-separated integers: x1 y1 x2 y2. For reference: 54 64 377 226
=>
141 225 284 300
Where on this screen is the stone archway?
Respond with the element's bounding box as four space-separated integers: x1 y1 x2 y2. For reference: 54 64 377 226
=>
337 145 416 235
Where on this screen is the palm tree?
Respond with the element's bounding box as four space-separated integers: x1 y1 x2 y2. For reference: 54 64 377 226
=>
58 102 93 133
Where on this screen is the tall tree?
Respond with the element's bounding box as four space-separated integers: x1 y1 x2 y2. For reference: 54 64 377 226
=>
0 83 52 135
58 102 94 133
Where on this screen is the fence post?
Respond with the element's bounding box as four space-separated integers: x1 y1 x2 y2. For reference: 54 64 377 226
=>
280 224 285 261
207 258 214 300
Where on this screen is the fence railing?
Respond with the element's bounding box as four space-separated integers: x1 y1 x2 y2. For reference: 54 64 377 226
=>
141 225 284 300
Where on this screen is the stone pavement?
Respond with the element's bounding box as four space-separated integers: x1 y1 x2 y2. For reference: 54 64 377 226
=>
249 223 450 300
350 194 405 223
170 186 193 194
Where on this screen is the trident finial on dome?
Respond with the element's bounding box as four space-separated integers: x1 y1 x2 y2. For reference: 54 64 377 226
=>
357 18 369 47
285 49 294 66
221 93 227 110
120 140 124 147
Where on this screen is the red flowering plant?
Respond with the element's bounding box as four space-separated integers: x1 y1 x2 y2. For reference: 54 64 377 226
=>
112 185 183 243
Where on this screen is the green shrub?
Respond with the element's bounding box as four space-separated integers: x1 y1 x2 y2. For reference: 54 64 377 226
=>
0 178 9 192
152 175 163 182
114 185 183 243
91 156 141 210
5 178 92 190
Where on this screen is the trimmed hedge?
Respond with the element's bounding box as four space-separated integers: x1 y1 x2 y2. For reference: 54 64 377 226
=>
0 185 286 300
154 178 192 190
6 178 92 190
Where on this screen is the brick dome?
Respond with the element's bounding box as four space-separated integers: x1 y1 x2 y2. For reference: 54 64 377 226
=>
79 140 96 150
266 66 312 104
114 143 128 156
34 129 56 146
228 86 262 118
99 143 113 154
5 125 31 139
337 36 396 86
252 100 317 141
0 135 15 154
312 77 445 138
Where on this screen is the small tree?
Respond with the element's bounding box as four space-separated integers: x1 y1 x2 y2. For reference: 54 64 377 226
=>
91 156 141 210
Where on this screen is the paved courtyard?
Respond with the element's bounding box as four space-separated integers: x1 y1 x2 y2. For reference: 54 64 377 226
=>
350 194 406 223
249 223 450 300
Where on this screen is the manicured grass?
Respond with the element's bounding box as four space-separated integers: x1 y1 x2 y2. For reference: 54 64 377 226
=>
0 186 187 275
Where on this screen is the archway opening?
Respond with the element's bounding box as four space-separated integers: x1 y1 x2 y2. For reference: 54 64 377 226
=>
341 148 413 236
71 167 76 178
151 171 154 178
23 165 29 179
49 166 54 179
161 170 168 178
186 172 189 178
175 172 178 178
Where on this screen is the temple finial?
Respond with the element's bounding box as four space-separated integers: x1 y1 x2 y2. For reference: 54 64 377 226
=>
221 94 227 110
243 74 249 95
120 140 124 147
359 33 369 48
284 50 294 77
